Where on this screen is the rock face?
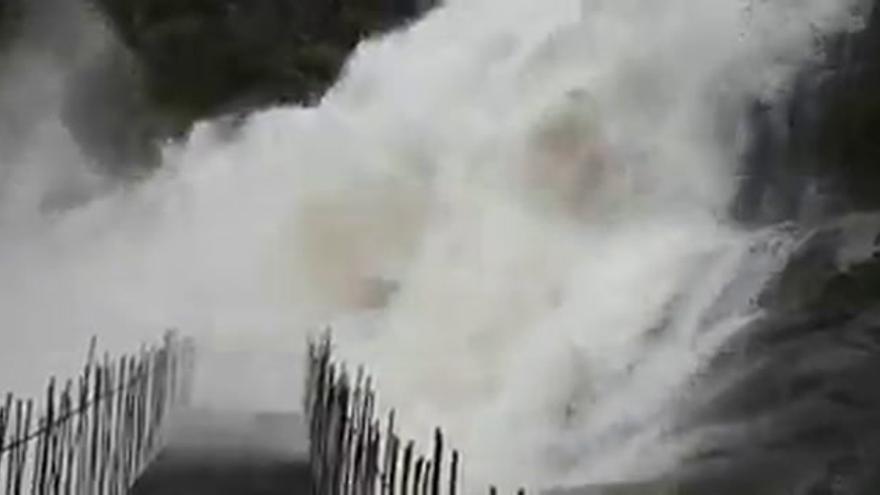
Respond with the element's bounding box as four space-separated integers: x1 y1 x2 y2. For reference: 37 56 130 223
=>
674 6 880 488
734 4 880 223
60 0 435 175
670 216 880 495
554 216 880 494
543 9 880 494
96 0 342 114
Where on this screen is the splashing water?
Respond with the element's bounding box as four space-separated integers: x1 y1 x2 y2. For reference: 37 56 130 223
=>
0 0 871 490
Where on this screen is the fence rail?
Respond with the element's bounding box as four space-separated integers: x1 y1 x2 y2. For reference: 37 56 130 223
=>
305 334 524 495
0 331 195 495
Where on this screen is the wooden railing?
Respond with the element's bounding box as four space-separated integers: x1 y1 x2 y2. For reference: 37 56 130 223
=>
305 334 524 495
0 331 195 495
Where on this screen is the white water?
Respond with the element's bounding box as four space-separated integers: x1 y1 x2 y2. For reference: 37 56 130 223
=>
0 0 870 490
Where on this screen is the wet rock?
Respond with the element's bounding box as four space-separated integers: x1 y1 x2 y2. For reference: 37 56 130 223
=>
663 216 880 494
734 4 880 222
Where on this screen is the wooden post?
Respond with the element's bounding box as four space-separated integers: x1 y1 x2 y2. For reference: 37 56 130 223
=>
430 429 442 495
400 442 413 495
381 411 396 495
449 451 459 495
413 458 423 495
388 434 399 495
421 461 430 495
0 394 10 489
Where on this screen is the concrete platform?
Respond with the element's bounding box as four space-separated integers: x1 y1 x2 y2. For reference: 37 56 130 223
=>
130 410 310 495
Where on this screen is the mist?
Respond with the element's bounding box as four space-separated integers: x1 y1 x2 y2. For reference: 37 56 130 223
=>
0 0 873 491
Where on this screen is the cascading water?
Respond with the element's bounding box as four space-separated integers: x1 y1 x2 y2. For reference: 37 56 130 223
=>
0 0 873 491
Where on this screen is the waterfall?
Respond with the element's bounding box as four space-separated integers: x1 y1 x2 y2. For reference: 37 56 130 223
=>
0 0 871 491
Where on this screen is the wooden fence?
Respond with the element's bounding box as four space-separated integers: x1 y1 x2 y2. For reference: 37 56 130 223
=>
0 330 195 495
305 334 524 495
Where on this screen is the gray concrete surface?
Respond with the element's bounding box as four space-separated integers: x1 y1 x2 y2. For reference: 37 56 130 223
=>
130 410 310 495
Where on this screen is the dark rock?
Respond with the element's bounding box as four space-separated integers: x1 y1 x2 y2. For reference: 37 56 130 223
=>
734 4 880 223
61 0 436 174
661 216 880 494
0 0 436 177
